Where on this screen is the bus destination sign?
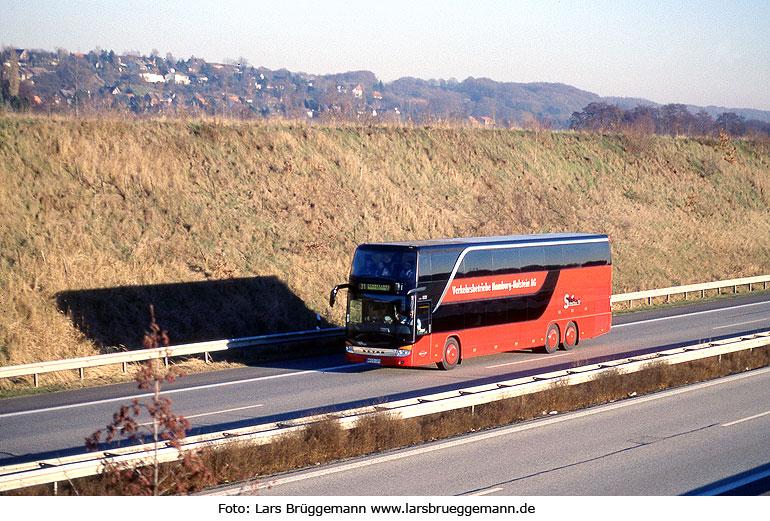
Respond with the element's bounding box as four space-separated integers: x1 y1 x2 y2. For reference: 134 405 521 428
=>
358 282 392 292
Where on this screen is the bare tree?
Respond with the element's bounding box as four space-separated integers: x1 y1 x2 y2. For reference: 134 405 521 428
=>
86 306 213 495
1 47 20 103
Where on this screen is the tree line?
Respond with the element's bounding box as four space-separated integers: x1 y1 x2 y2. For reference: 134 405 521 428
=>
3 46 769 137
569 102 770 137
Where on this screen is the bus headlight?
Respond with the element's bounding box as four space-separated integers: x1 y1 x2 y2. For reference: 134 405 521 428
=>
345 345 355 353
396 349 411 357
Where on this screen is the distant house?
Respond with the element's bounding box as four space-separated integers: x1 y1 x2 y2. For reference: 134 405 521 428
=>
165 72 190 85
480 116 495 126
372 91 383 100
140 72 165 83
352 84 363 98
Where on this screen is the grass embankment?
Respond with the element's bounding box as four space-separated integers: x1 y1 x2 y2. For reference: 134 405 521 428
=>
1 115 770 387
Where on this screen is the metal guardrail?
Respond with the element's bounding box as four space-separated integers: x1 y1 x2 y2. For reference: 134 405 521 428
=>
1 275 768 387
2 330 769 492
0 328 344 387
610 275 770 307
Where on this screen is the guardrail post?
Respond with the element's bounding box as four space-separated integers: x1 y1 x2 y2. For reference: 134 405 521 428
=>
33 373 38 388
122 362 127 374
79 367 84 380
205 352 211 364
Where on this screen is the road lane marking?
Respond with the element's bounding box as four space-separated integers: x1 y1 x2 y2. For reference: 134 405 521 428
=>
713 319 769 330
486 353 570 369
138 404 265 427
722 410 770 427
223 366 770 494
0 363 363 419
5 300 770 419
465 487 503 496
612 300 770 328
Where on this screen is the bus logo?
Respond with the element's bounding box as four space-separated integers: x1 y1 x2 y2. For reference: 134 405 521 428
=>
564 294 581 309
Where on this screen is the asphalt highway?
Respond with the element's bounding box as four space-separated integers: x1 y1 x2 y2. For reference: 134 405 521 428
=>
253 365 770 495
1 293 770 471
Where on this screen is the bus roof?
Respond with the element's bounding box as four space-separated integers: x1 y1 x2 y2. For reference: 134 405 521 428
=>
358 233 609 252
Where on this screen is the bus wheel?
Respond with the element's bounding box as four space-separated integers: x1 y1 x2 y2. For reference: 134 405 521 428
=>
438 338 460 370
563 321 578 350
544 324 560 354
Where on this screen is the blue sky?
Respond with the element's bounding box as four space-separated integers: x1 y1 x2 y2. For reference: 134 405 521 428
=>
3 0 769 110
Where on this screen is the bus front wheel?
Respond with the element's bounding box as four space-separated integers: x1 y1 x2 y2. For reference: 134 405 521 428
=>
438 338 460 370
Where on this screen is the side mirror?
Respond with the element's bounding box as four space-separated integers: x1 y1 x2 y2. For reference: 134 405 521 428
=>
329 283 350 307
406 287 426 318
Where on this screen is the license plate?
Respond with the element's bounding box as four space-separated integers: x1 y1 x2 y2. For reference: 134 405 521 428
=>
366 358 381 364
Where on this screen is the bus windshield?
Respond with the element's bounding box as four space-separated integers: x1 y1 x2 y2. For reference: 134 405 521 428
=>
351 248 416 281
347 294 413 346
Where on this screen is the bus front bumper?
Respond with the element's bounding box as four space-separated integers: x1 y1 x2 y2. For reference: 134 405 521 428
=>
345 345 413 366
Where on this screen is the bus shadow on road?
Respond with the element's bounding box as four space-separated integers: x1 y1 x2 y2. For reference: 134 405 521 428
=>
55 276 333 353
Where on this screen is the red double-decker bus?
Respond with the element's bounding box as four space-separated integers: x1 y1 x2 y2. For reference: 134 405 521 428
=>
330 233 612 370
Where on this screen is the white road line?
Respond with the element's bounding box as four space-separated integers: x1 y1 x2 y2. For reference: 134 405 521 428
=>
612 300 770 328
466 487 503 496
713 319 769 330
5 300 769 420
486 353 570 369
245 366 770 493
138 404 265 427
722 410 770 427
0 363 361 419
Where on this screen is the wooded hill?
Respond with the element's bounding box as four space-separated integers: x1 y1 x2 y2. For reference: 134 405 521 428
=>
3 47 770 132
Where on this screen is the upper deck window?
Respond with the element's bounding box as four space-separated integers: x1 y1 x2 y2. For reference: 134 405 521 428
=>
352 248 417 281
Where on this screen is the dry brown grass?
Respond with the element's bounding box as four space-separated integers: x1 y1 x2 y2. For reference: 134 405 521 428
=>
1 115 770 380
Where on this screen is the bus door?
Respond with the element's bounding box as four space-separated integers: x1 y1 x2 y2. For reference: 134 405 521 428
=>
414 300 433 360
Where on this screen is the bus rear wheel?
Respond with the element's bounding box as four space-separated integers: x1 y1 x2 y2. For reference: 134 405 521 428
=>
563 321 578 350
438 338 460 370
544 324 560 354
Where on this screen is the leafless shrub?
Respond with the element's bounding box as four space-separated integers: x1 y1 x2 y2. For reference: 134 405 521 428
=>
83 308 213 495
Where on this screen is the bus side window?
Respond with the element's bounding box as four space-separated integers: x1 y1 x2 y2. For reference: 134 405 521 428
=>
492 248 520 275
463 249 493 278
416 301 431 335
417 253 431 285
430 250 461 281
543 245 565 270
520 246 545 272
